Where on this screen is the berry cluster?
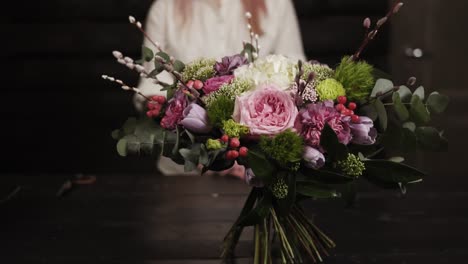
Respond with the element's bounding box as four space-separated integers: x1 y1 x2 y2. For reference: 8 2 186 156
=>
335 96 360 123
186 80 204 90
221 134 249 160
146 95 166 118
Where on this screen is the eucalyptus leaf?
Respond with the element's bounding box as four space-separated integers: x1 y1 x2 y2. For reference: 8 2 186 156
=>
416 126 448 151
123 117 137 135
173 60 185 72
426 92 449 114
111 129 121 140
297 181 340 199
402 122 416 132
397 85 412 103
371 78 394 97
116 138 128 157
364 160 425 186
374 98 388 131
388 157 405 163
142 46 154 62
358 104 378 121
413 86 425 100
156 51 170 62
392 92 409 121
410 95 430 124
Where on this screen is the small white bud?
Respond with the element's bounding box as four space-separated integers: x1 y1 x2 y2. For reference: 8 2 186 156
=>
244 53 249 59
257 44 262 50
124 57 134 64
250 32 254 37
112 51 123 59
245 12 252 19
108 77 115 82
132 87 141 93
117 58 126 65
126 63 135 70
247 24 252 30
135 65 146 73
393 2 404 14
363 17 371 29
122 86 131 90
115 79 123 85
140 73 148 78
376 17 388 27
128 16 136 24
252 52 258 59
101 75 108 79
136 22 142 28
255 34 259 40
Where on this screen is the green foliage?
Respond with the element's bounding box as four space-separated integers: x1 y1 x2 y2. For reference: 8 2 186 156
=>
296 181 340 199
371 79 394 97
337 153 365 177
363 160 425 189
207 95 235 127
222 119 249 138
315 78 346 101
320 124 348 161
181 58 216 82
203 79 253 107
426 92 449 114
206 138 223 150
301 62 334 83
259 130 303 169
246 147 275 182
270 176 288 199
334 56 374 101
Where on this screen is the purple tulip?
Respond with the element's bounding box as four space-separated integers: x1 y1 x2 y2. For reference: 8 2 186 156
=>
214 54 249 76
244 168 264 187
180 103 212 133
303 146 325 169
350 116 377 145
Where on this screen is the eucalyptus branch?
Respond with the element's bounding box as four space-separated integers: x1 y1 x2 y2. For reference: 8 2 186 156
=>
353 1 404 60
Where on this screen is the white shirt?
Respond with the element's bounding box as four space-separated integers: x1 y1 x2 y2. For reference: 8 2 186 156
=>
136 0 306 175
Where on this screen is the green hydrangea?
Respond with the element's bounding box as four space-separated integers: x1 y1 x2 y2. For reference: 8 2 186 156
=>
316 78 346 101
203 79 254 108
337 153 365 177
207 95 235 127
301 63 334 84
222 119 249 138
260 130 303 169
271 177 288 199
206 139 223 150
182 58 216 82
334 56 374 101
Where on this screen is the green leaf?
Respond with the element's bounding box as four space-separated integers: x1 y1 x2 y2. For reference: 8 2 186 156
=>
426 92 449 114
363 160 425 187
402 122 416 132
415 126 448 151
374 98 388 131
392 92 409 121
239 192 272 226
199 144 210 165
126 135 141 155
156 51 170 62
397 85 412 103
371 78 394 97
388 157 405 163
142 46 154 62
116 138 128 157
179 144 202 172
297 181 340 199
410 95 430 124
320 124 348 161
173 60 185 72
111 129 121 140
247 149 274 182
413 86 425 100
358 104 378 121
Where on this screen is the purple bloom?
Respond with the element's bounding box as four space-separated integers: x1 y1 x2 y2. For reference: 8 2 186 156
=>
214 54 249 76
349 116 377 145
160 90 188 130
294 100 352 147
303 146 325 169
203 75 234 95
244 168 264 187
180 103 212 133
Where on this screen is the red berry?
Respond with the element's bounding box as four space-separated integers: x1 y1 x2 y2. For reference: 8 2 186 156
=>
226 150 239 160
351 115 360 123
229 138 241 148
147 102 156 110
335 103 345 111
337 96 347 105
193 80 204 90
348 110 354 116
341 109 348 115
348 102 357 110
220 134 229 143
186 80 194 88
146 111 154 118
239 147 249 157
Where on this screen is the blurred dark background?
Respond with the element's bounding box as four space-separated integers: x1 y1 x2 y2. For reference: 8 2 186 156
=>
1 0 467 263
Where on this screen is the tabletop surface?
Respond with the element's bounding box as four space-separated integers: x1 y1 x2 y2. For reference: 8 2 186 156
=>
1 173 467 264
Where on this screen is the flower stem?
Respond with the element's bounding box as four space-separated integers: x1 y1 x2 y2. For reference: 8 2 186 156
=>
254 224 261 264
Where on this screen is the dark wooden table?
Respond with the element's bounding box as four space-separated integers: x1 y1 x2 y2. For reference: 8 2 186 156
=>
1 173 467 263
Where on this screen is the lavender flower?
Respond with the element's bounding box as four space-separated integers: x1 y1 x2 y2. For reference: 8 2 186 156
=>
349 116 377 145
244 168 264 187
180 103 212 133
215 54 249 76
303 146 325 169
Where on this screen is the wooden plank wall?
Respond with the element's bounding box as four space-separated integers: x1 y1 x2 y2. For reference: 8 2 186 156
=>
1 0 388 173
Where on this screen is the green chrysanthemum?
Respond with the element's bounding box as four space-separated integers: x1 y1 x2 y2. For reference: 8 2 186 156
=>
271 177 288 199
182 58 216 82
337 153 365 177
206 139 223 150
301 63 334 84
203 79 254 108
222 119 249 138
316 78 346 101
334 56 374 101
207 95 235 127
260 130 303 169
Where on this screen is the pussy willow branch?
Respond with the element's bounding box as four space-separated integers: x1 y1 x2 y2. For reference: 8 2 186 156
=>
353 1 403 60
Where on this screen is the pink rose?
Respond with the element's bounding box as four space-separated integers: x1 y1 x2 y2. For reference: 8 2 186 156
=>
233 84 298 135
203 75 234 95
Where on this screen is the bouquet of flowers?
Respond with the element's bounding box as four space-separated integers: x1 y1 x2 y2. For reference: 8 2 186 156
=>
104 2 448 263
